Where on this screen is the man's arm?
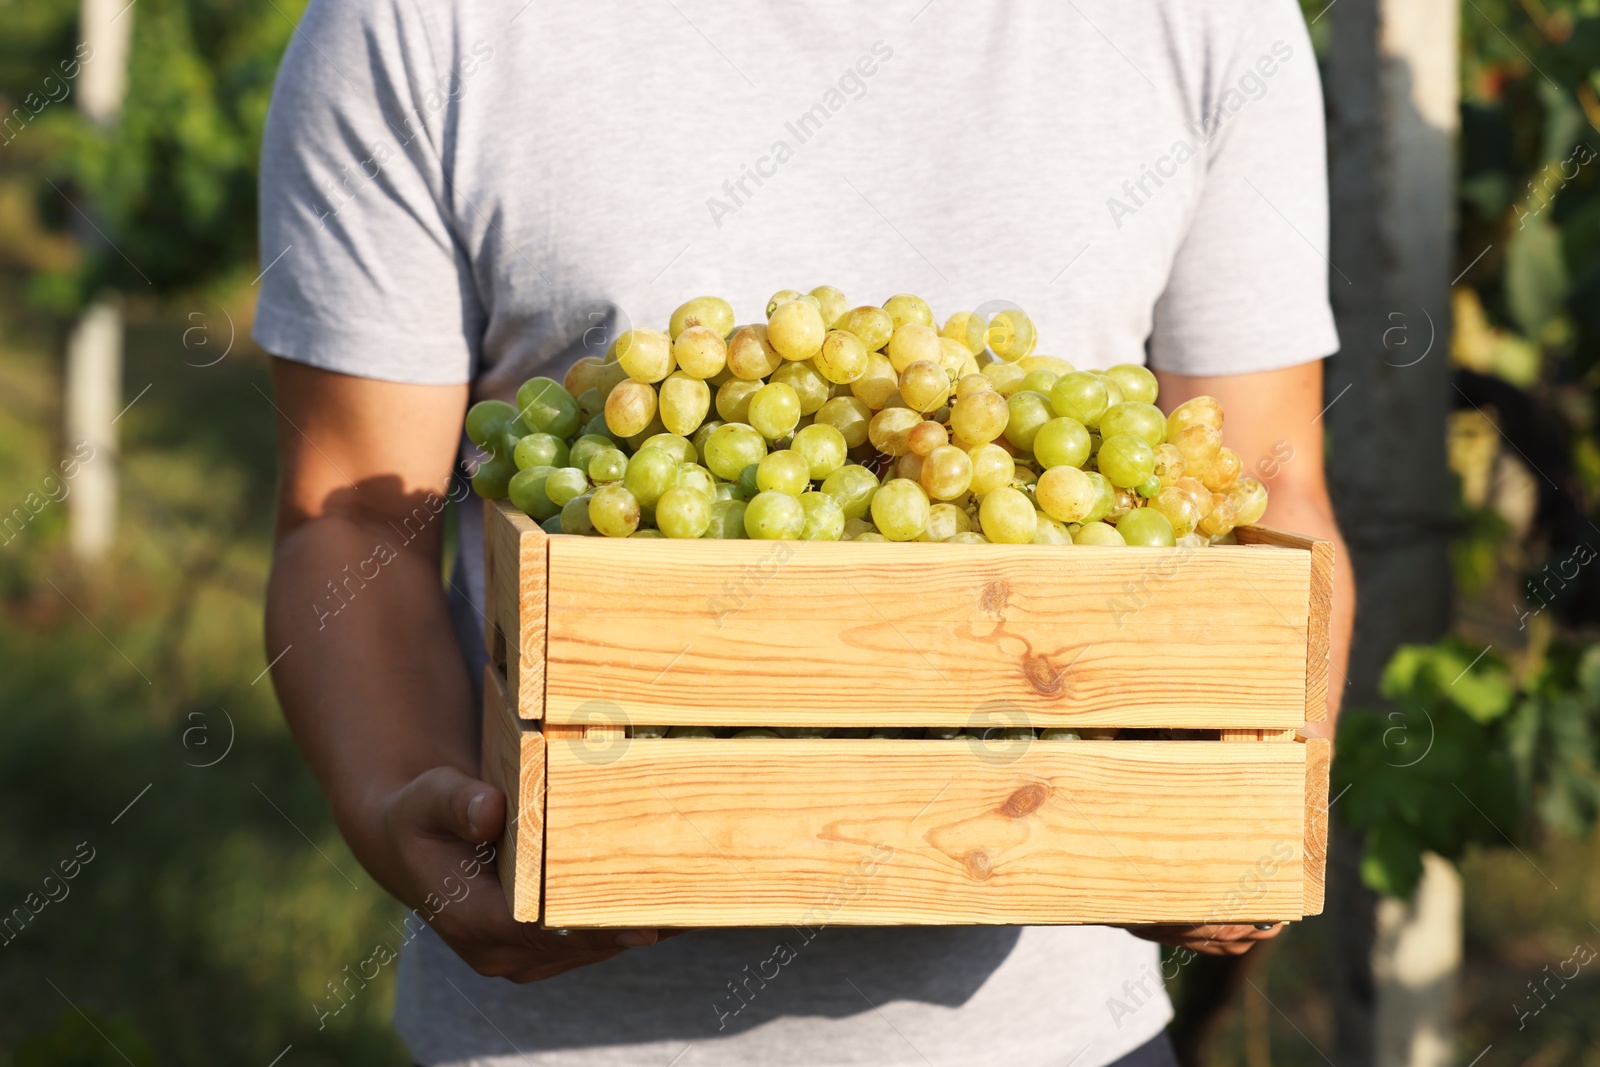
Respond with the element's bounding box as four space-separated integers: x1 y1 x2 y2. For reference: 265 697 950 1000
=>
265 358 661 981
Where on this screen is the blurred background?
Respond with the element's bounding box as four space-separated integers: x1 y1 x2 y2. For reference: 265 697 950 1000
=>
2 0 1599 1064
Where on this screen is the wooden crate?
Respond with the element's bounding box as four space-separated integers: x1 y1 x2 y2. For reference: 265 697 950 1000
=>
480 499 1333 927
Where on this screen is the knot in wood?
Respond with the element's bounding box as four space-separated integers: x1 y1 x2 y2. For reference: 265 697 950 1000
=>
1021 655 1063 696
997 783 1049 819
964 850 994 880
979 579 1010 617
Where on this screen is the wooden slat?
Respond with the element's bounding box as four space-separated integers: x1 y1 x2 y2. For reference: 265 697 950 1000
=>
1221 729 1298 742
484 501 548 720
480 664 544 922
543 738 1310 926
1300 733 1331 916
1237 526 1334 723
542 538 1312 729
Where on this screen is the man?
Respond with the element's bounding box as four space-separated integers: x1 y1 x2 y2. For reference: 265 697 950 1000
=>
258 1 1355 1063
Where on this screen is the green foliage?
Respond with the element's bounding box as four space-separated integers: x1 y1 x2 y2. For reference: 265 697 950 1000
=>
1339 638 1600 898
15 1011 159 1067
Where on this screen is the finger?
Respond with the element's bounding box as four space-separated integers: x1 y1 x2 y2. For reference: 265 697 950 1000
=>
395 766 506 843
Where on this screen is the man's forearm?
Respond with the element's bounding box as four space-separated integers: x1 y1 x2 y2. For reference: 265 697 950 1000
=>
1259 494 1355 737
265 512 476 889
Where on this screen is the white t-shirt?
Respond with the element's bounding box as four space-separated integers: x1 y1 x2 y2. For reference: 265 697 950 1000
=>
254 1 1336 1064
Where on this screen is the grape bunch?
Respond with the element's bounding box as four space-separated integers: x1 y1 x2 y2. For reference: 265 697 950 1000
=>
465 288 1269 545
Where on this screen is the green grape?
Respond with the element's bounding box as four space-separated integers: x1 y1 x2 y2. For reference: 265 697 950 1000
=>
658 371 711 436
920 445 974 501
968 443 1015 497
1040 728 1083 741
605 380 657 437
748 382 802 440
1033 516 1072 545
1020 355 1074 377
766 289 802 317
757 450 811 496
588 484 641 537
465 399 517 449
656 485 714 538
745 490 806 539
673 326 729 379
981 361 1028 397
1049 372 1110 427
673 463 716 499
916 501 973 542
667 725 719 738
540 514 564 535
623 448 677 508
1099 401 1167 448
507 466 559 519
1003 390 1055 452
1135 474 1162 498
867 407 922 456
947 531 990 544
1020 369 1059 394
560 492 596 535
821 464 880 520
581 411 620 442
513 432 568 471
702 423 768 480
886 323 942 372
835 306 895 351
691 419 724 454
949 389 1009 445
1082 471 1115 522
815 396 872 448
791 423 848 479
1116 506 1176 546
704 498 749 539
1072 520 1126 546
712 481 739 501
715 379 763 423
855 532 890 542
1032 417 1092 469
639 433 697 465
978 486 1038 544
669 296 735 340
470 455 516 499
616 328 675 383
588 447 628 484
799 491 846 540
568 434 615 473
726 324 784 380
882 293 934 330
869 478 931 541
1097 433 1157 488
576 386 605 422
1096 373 1126 408
735 463 761 500
767 299 827 361
899 360 951 412
1035 466 1095 523
1105 363 1159 405
842 517 876 540
516 378 582 440
545 467 590 507
808 285 850 327
770 361 830 415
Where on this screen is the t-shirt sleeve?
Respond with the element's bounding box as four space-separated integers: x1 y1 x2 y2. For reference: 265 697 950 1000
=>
251 0 482 386
1147 0 1340 376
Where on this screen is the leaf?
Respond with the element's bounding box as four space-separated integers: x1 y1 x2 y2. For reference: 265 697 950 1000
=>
1361 824 1426 899
1506 213 1570 337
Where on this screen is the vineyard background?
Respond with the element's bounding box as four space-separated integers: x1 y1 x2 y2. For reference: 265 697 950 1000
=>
2 0 1600 1063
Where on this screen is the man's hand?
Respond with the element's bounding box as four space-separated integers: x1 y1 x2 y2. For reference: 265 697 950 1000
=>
1124 923 1284 957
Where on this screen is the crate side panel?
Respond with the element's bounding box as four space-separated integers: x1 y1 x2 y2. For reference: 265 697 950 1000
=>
543 739 1308 926
480 663 544 921
486 501 547 720
1301 733 1331 916
544 539 1310 728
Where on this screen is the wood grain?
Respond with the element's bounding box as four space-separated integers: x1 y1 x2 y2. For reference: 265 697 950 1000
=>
480 663 544 922
543 738 1310 927
485 501 548 720
541 537 1314 728
1300 732 1332 917
1221 729 1298 742
1237 525 1334 723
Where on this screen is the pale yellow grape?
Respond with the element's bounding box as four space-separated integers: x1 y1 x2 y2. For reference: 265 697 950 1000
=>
941 310 985 354
715 378 762 423
702 422 767 480
1036 466 1096 523
605 379 657 437
1105 363 1158 405
894 360 947 413
1149 485 1201 537
595 358 632 396
588 447 627 483
986 310 1036 362
1095 373 1126 408
814 330 869 384
955 374 994 400
1229 476 1269 525
808 286 850 328
907 420 948 457
792 423 848 478
835 306 894 351
855 532 890 542
1019 355 1075 377
1200 446 1242 492
770 360 830 414
657 372 710 436
669 296 735 340
1168 395 1225 437
1198 492 1238 539
887 323 941 373
982 361 1028 396
1099 401 1167 448
1097 433 1157 488
656 485 713 538
1020 369 1060 396
1033 516 1072 545
968 443 1015 497
868 407 922 456
821 464 880 520
703 498 749 539
920 445 974 500
630 530 665 539
588 484 640 537
1049 371 1109 426
748 382 802 440
1003 391 1055 452
870 478 931 541
765 290 802 317
1171 423 1222 476
1172 477 1213 522
757 450 811 497
768 299 827 361
564 356 606 396
917 502 973 542
745 490 806 539
1116 507 1176 547
938 337 974 380
948 389 1009 445
850 352 900 410
639 433 696 464
1083 470 1115 522
672 326 729 379
691 419 724 454
1014 465 1039 488
883 293 934 330
616 328 674 383
814 396 871 448
1073 521 1126 546
842 517 876 539
895 452 925 482
726 324 784 380
979 486 1037 543
1153 443 1186 486
1032 417 1092 469
799 491 846 540
674 463 716 499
